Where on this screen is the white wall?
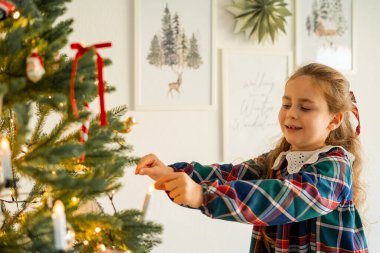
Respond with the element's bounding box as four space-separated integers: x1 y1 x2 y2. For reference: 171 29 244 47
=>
65 0 380 252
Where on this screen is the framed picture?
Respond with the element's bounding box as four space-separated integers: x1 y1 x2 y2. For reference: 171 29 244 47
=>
222 50 291 162
296 0 355 73
134 0 216 110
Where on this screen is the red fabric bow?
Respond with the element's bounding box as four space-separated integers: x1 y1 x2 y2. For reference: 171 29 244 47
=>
349 91 360 135
70 42 112 126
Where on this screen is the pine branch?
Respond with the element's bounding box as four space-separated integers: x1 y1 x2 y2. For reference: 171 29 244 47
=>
29 106 50 144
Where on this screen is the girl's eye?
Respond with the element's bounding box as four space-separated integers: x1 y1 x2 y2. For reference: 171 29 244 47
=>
282 104 291 109
300 106 311 111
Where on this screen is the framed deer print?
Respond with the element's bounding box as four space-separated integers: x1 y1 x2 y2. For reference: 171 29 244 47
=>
296 0 355 73
134 0 216 110
222 50 291 162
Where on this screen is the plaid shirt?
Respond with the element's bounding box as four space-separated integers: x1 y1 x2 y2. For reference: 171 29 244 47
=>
170 146 368 252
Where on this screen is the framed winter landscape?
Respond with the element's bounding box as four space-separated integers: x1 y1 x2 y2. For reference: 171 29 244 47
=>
222 50 291 162
296 0 355 73
134 0 216 110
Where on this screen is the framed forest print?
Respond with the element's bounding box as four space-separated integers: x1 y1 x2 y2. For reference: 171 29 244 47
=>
134 0 216 110
296 0 355 73
222 50 291 162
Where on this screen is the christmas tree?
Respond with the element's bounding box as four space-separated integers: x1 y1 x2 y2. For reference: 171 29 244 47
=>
0 0 162 252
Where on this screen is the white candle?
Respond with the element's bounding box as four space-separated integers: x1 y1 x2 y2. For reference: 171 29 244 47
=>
1 137 12 186
0 161 4 186
142 183 155 219
52 200 67 251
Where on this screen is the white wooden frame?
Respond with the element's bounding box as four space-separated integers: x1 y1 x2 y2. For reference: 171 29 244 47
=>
295 0 355 74
134 0 216 110
222 49 292 162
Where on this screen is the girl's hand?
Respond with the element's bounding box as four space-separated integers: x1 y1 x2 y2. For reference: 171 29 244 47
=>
135 153 174 181
155 172 203 208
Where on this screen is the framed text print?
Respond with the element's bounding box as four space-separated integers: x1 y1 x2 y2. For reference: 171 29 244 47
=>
134 0 216 110
222 50 291 162
296 0 355 73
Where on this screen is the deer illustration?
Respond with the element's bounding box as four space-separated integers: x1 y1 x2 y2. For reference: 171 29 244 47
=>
168 73 182 95
315 22 337 37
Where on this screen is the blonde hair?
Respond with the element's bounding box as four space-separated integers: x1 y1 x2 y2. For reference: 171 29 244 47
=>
262 63 365 250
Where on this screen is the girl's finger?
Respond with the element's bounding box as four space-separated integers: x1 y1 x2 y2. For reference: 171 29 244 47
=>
168 186 184 199
164 177 184 191
173 195 186 206
155 173 180 189
138 166 155 176
154 183 166 191
135 154 156 173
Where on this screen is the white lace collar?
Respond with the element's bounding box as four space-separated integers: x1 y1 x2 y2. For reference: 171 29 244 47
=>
271 145 354 174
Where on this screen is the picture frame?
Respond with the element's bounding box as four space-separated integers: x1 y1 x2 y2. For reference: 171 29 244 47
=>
222 49 292 162
296 0 355 73
134 0 216 110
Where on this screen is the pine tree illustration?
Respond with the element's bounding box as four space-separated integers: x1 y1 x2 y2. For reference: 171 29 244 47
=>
146 4 203 94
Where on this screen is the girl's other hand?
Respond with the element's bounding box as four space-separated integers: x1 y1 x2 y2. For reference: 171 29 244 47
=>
135 153 174 181
155 172 203 208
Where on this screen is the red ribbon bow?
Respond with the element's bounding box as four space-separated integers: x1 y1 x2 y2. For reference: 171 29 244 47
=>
70 42 112 126
349 91 360 135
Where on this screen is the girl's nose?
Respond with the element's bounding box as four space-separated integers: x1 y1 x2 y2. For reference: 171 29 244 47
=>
286 106 298 119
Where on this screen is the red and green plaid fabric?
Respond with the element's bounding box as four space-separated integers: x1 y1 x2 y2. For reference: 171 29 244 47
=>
170 146 368 252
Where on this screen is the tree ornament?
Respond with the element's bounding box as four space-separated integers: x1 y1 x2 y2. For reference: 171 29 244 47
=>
26 50 45 83
79 102 91 162
70 42 111 126
226 0 292 43
119 116 137 134
0 0 20 21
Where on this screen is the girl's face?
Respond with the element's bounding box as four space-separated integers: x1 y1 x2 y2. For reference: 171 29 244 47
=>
278 75 336 151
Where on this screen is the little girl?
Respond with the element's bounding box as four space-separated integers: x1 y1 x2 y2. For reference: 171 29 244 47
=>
136 63 368 252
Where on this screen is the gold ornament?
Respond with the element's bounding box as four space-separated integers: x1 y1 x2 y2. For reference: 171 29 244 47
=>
119 117 137 134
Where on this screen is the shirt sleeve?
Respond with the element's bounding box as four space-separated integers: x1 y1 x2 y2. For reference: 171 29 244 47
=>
199 152 353 226
169 153 268 184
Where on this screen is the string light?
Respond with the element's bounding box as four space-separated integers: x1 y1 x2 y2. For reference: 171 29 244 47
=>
94 227 101 233
83 240 89 245
71 196 79 204
99 244 106 251
12 10 20 20
48 95 52 99
21 145 28 153
21 17 27 27
19 213 26 223
52 171 56 175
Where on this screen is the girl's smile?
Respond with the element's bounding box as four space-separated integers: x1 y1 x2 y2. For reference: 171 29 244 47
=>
285 124 302 130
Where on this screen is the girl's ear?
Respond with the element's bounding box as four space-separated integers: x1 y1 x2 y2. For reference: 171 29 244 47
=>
328 112 344 131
